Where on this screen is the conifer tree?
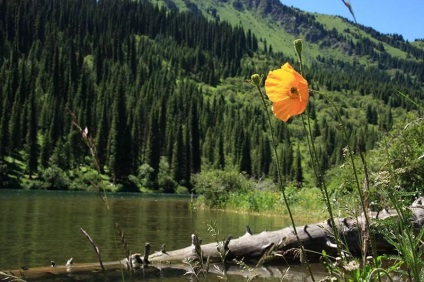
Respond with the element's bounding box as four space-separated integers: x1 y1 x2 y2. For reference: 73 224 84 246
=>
172 125 187 185
281 140 294 181
0 92 10 161
107 73 130 184
26 88 38 178
39 129 52 168
215 133 225 169
295 144 303 188
190 100 201 174
239 134 252 175
184 122 192 187
8 62 25 155
146 111 161 186
95 104 109 173
259 136 271 176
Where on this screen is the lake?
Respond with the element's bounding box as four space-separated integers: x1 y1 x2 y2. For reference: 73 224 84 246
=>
0 189 325 281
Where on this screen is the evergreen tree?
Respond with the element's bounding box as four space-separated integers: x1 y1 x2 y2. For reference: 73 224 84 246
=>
239 135 252 175
95 104 109 173
259 136 271 176
0 95 9 161
8 62 25 155
172 125 187 185
39 129 52 168
295 144 303 187
146 111 161 186
107 73 130 184
281 140 294 182
184 122 192 186
215 133 225 169
26 88 38 178
190 100 201 174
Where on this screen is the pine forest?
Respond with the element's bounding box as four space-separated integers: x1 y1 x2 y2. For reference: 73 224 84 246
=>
0 0 423 197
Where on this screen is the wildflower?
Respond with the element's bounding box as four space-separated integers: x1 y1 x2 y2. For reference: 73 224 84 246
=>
265 63 309 122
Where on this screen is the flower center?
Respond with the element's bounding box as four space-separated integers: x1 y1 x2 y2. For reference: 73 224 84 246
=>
290 87 301 100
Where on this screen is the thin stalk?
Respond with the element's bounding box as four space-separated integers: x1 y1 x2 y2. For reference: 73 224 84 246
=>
67 108 110 209
359 152 381 282
295 52 342 256
397 90 424 111
68 109 126 281
340 4 383 278
255 84 315 281
311 90 372 258
335 2 370 233
301 113 342 256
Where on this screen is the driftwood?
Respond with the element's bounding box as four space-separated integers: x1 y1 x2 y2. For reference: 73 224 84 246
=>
2 197 424 281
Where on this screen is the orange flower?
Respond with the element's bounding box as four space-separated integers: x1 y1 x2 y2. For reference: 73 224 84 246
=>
265 63 309 122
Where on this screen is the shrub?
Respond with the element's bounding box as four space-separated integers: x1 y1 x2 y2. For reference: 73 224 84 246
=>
137 163 155 189
39 165 71 190
192 169 254 208
158 157 178 193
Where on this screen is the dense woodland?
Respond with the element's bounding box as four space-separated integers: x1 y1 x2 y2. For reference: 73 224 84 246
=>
0 0 422 192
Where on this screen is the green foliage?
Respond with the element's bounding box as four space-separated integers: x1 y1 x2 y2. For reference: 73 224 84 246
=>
320 251 401 282
158 157 178 193
137 164 155 190
39 165 71 190
326 114 423 210
193 169 326 218
192 169 254 208
380 116 424 192
380 215 424 281
226 189 275 212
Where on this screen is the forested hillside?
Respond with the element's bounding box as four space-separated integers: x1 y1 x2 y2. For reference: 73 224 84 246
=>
0 0 422 192
156 0 424 81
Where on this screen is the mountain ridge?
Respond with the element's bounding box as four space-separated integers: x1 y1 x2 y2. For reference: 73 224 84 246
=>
153 0 423 82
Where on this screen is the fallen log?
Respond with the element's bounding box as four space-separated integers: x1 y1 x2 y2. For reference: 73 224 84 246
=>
149 197 424 264
2 197 424 281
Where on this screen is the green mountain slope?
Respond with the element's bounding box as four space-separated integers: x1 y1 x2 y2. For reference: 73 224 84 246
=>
153 0 423 80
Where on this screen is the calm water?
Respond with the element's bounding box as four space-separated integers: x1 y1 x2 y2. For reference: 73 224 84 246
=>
0 190 323 281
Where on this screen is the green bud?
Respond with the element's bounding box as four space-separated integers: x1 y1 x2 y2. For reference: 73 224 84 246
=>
294 39 303 57
250 74 261 87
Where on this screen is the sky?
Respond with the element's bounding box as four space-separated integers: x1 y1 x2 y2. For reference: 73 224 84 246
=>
279 0 424 42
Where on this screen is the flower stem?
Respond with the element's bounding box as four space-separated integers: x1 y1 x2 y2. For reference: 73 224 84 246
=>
296 43 343 256
255 84 315 281
300 113 343 256
311 89 373 259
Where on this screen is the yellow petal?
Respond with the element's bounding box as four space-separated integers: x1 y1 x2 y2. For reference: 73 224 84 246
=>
265 63 295 102
272 99 299 122
265 62 309 122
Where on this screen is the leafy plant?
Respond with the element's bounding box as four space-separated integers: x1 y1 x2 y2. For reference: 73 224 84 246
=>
378 197 424 281
183 234 209 281
320 250 401 282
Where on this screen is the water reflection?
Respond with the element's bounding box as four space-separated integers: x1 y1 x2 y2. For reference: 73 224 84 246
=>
0 190 322 280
